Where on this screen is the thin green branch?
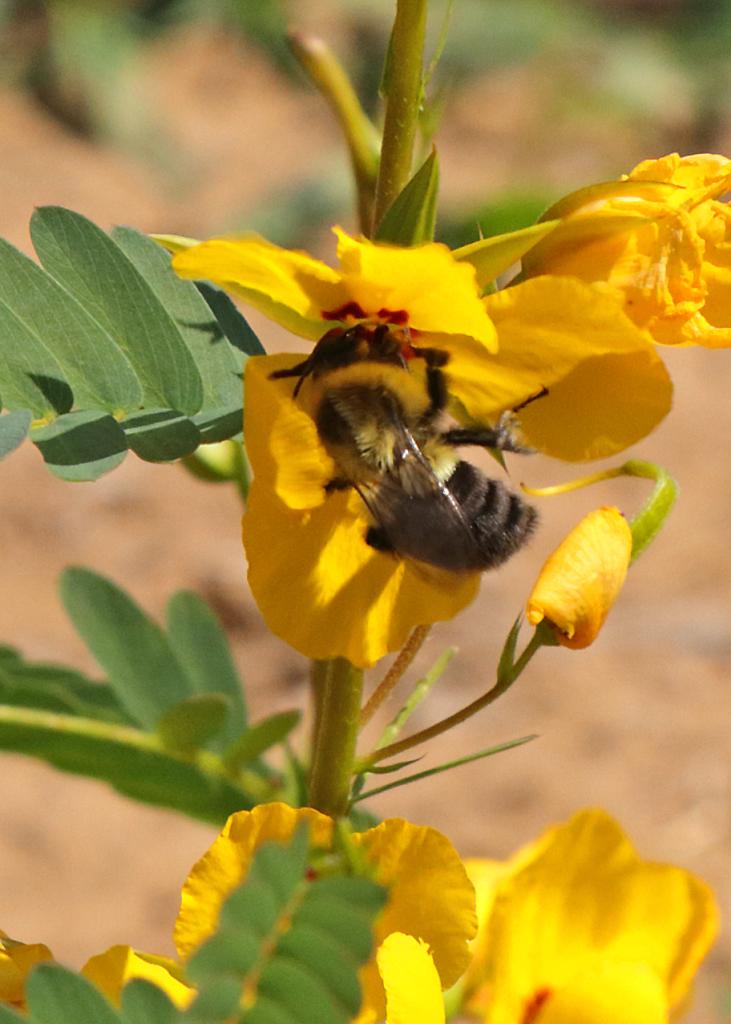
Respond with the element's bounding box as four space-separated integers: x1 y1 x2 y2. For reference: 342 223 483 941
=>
288 31 380 235
359 624 550 768
375 645 455 750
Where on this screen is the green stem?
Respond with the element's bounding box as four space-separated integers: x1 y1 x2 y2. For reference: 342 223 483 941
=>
288 31 380 234
372 0 428 232
358 626 547 768
0 704 272 800
308 658 364 816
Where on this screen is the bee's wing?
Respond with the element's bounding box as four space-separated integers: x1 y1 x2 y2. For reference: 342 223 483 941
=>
357 438 484 573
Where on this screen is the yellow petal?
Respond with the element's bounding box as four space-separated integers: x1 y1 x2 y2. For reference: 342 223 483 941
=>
0 933 53 1008
172 236 346 340
628 152 731 193
526 507 632 648
243 355 480 668
470 809 718 1024
460 859 514 1010
245 354 336 511
354 819 477 1018
334 229 497 350
534 961 668 1024
464 278 672 461
174 804 333 959
377 934 445 1024
81 946 193 1009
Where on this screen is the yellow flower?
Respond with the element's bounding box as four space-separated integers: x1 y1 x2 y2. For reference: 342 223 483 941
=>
173 802 476 1022
81 946 193 1009
0 930 53 1009
462 809 718 1024
522 152 731 347
0 933 192 1014
526 506 632 648
373 933 445 1024
169 228 670 666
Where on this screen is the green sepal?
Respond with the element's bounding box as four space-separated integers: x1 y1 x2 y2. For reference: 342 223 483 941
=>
375 149 439 245
453 219 560 290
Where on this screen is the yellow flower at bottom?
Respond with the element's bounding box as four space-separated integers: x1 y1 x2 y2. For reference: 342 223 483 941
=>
376 933 445 1024
81 946 193 1009
173 803 476 1022
0 931 53 1009
462 809 718 1024
526 506 632 648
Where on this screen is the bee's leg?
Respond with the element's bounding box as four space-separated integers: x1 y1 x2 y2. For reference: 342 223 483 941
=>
324 477 352 493
269 358 311 381
441 422 532 454
411 346 450 419
364 525 396 553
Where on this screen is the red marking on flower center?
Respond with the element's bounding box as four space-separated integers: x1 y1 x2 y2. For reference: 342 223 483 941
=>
321 301 368 321
522 987 552 1024
320 303 410 326
305 867 319 881
376 307 409 325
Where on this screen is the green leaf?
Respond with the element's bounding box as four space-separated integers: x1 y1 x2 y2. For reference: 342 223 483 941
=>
26 964 121 1024
157 694 230 754
0 703 254 823
0 1006 26 1024
355 734 537 801
119 979 180 1024
191 403 244 445
0 296 72 417
375 149 439 245
60 567 193 729
0 658 132 724
0 237 142 414
0 409 32 459
166 591 247 748
30 207 204 415
122 409 201 462
112 228 244 407
223 711 300 773
196 282 265 358
31 410 128 481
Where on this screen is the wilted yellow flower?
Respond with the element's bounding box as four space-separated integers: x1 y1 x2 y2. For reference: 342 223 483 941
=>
462 809 718 1023
526 506 632 648
0 930 53 1009
523 152 731 347
174 802 476 1021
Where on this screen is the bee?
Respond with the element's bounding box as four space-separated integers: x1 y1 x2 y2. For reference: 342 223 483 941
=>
270 323 538 573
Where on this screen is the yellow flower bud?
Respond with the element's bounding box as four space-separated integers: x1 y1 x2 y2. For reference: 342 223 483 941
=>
526 506 632 649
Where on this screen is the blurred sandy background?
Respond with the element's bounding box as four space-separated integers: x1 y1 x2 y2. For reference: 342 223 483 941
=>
1 1 730 1019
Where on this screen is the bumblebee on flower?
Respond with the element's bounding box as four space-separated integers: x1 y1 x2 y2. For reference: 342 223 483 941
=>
167 226 671 666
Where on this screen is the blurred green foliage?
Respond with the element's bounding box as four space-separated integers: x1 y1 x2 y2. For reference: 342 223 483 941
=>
1 0 731 244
